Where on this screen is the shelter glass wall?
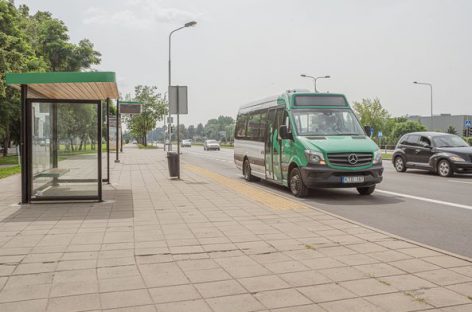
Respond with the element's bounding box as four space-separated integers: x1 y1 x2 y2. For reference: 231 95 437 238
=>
30 101 100 200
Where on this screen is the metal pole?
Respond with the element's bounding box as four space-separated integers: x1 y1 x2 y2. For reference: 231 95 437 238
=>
106 98 110 183
176 86 180 179
430 84 433 130
120 126 123 152
168 31 173 152
20 84 28 203
97 101 102 201
115 99 120 163
314 77 318 93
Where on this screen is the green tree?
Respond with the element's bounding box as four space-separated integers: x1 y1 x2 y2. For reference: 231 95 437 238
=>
126 86 167 146
390 120 427 143
187 125 195 139
353 98 390 138
446 126 457 135
196 123 204 138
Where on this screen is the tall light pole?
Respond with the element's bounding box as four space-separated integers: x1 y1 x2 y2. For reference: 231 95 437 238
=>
301 74 331 93
168 21 197 151
413 81 433 130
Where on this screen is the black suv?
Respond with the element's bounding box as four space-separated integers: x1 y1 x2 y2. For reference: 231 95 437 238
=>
392 132 472 177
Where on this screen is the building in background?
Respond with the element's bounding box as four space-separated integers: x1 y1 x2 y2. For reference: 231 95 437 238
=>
408 114 472 135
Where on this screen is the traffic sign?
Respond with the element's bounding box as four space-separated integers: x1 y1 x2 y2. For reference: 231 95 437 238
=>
378 130 383 138
465 120 471 128
169 86 188 114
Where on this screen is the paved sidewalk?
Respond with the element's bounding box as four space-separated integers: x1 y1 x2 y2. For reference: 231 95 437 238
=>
0 146 472 311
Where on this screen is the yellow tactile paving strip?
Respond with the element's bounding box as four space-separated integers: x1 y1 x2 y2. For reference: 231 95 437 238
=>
184 164 306 211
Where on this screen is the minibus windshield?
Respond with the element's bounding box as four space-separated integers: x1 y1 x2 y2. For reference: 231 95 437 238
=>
292 109 364 136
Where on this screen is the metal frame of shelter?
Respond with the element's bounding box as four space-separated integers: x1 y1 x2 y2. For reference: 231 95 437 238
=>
6 71 119 203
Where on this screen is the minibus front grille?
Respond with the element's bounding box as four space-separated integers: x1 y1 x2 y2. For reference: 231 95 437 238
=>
327 153 373 167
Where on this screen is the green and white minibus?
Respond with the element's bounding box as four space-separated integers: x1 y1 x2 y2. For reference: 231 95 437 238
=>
234 90 383 197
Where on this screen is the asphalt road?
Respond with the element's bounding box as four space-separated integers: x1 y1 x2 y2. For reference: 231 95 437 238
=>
178 146 472 258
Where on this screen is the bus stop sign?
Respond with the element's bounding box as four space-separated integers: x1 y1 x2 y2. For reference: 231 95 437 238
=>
169 86 188 114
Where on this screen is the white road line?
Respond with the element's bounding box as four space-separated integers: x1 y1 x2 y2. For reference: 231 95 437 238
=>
377 189 472 211
448 180 472 185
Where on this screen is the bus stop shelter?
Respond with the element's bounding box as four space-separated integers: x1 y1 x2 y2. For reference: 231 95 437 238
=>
6 72 119 203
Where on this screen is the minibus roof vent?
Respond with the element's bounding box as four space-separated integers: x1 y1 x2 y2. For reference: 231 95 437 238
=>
287 89 310 93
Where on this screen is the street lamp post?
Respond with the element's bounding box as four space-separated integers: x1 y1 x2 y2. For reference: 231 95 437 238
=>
301 74 331 93
167 21 197 151
413 81 433 130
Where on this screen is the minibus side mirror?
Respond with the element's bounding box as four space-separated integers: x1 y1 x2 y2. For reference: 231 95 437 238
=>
363 125 371 136
279 125 293 140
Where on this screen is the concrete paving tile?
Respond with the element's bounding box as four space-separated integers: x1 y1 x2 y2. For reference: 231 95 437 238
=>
206 294 265 312
447 281 472 297
318 246 358 257
301 257 345 270
99 275 146 292
367 250 412 262
416 269 472 286
100 289 153 309
440 304 472 312
297 283 356 303
0 283 51 303
47 293 100 312
365 292 434 312
264 260 309 274
340 278 397 296
321 297 385 312
422 256 472 268
319 266 366 282
56 259 97 271
238 275 290 292
177 259 219 271
22 253 63 263
391 259 441 273
279 270 331 287
254 288 311 309
12 262 56 275
53 268 96 283
98 265 140 279
50 280 98 297
334 253 379 266
149 284 200 303
0 298 48 312
194 280 247 298
157 299 213 312
185 268 232 283
398 247 443 258
102 305 157 312
417 287 471 307
139 263 188 287
271 304 325 312
223 264 271 278
0 264 16 277
354 262 405 277
380 274 436 291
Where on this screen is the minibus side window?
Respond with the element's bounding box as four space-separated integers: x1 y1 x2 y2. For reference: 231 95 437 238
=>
235 114 248 139
247 113 261 140
259 111 267 141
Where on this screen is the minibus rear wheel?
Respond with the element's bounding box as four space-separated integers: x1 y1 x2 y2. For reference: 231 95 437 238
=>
289 167 308 197
243 159 257 182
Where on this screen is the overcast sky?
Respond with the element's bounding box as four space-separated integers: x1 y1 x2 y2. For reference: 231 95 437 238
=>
17 0 472 126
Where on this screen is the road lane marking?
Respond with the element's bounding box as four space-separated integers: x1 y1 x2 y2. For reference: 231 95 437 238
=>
184 164 305 211
448 180 472 185
377 189 472 211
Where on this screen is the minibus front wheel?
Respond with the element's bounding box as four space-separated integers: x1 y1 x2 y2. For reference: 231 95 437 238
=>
289 167 309 197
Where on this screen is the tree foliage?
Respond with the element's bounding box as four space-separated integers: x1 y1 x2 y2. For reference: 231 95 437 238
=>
390 120 427 142
353 98 390 138
125 86 167 146
0 1 102 155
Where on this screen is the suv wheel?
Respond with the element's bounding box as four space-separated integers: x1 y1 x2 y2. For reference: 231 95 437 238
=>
394 156 407 172
243 159 257 182
357 185 376 195
437 159 453 177
289 167 309 197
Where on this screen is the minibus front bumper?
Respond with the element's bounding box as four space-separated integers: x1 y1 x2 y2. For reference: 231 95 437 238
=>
300 164 383 188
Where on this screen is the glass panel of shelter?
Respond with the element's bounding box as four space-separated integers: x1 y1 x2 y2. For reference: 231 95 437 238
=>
30 101 99 199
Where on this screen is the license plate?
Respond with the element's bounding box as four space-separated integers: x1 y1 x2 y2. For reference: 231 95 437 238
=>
342 176 365 184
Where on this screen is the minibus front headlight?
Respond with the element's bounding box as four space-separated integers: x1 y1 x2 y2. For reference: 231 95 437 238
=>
373 150 382 164
305 150 325 165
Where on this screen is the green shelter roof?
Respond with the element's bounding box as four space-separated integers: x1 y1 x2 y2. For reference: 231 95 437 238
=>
6 71 119 100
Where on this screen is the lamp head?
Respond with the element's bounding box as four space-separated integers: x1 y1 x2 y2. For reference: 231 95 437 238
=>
300 74 307 77
325 75 331 78
413 81 418 84
185 21 197 27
